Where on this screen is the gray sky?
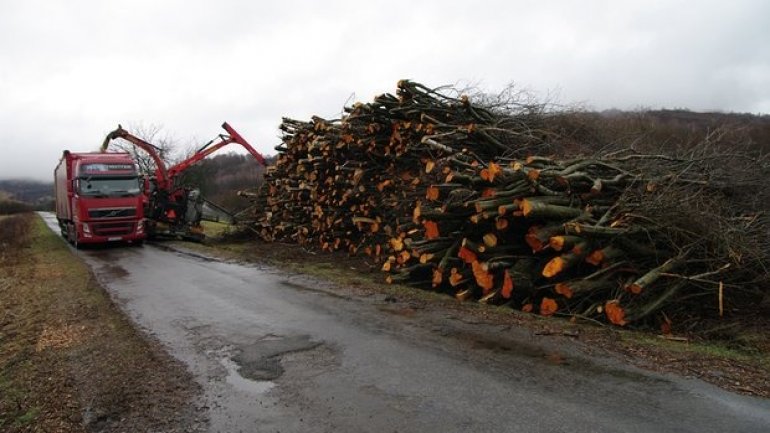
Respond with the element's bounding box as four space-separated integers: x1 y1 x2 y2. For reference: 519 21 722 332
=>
1 0 768 181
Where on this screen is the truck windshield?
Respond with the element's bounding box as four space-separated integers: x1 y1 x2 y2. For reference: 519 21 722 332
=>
79 177 141 197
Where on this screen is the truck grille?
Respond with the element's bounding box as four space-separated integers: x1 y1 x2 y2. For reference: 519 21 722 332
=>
89 207 137 219
91 222 135 236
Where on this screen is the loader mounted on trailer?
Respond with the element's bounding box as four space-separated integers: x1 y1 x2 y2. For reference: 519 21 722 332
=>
101 122 265 241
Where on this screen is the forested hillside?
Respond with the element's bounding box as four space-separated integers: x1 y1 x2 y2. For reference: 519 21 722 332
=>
177 152 269 211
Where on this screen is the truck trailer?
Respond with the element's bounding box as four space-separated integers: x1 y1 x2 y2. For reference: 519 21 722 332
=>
54 150 145 245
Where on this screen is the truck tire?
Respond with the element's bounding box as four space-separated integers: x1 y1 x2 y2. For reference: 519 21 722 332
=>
66 223 76 245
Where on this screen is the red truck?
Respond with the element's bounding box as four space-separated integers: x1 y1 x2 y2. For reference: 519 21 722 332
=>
54 150 146 245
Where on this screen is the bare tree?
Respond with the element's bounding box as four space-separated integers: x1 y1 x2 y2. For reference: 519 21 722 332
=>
108 123 178 176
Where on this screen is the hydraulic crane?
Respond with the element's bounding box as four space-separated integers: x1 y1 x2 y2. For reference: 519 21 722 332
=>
101 122 265 240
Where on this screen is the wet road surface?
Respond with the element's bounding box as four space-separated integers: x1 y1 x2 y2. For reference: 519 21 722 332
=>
40 213 770 432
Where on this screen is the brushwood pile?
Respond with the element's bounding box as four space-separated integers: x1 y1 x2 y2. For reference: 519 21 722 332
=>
244 80 770 329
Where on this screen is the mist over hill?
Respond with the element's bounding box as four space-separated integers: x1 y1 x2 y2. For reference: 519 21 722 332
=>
0 179 54 204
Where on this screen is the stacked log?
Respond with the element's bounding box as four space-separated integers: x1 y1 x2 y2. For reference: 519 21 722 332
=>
247 80 769 328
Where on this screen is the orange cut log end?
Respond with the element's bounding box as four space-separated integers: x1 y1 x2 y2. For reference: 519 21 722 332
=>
488 162 502 181
423 220 440 239
586 249 604 266
549 236 566 251
412 201 421 223
457 246 478 264
432 268 443 287
482 233 498 248
480 162 502 182
520 199 533 217
397 250 411 265
540 297 558 316
425 160 436 173
525 233 546 252
626 284 643 295
605 300 628 326
542 257 566 278
426 186 440 201
377 179 392 191
495 218 509 231
471 261 494 293
554 283 574 299
449 268 464 286
501 270 514 299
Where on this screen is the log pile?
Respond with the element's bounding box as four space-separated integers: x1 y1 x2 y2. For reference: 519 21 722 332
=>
246 80 769 328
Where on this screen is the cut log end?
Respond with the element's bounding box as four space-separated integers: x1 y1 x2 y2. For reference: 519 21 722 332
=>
554 282 574 299
432 268 443 287
458 246 478 264
540 297 558 316
605 300 627 326
501 270 514 299
542 257 566 278
426 186 440 201
423 220 440 239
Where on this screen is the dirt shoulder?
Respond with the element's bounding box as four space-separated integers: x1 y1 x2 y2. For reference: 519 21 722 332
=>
0 214 203 432
171 235 770 399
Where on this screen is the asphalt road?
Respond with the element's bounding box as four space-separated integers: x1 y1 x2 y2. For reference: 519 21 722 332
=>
40 213 770 433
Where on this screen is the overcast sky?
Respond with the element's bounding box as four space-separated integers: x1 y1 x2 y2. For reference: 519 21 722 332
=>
1 0 768 181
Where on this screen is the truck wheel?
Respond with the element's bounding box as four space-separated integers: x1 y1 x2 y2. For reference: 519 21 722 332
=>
66 223 76 245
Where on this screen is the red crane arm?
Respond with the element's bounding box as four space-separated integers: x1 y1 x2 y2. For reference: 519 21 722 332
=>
222 122 266 166
101 125 170 190
166 122 266 179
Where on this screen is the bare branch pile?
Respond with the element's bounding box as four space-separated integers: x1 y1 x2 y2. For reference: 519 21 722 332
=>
245 80 769 328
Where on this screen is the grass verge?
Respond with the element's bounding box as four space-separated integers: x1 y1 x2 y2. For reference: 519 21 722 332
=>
0 214 200 432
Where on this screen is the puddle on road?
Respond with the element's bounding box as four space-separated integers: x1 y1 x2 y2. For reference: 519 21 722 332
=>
220 356 275 395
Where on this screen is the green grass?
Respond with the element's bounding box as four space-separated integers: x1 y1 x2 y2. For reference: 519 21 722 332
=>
12 407 40 427
616 328 770 366
200 220 233 238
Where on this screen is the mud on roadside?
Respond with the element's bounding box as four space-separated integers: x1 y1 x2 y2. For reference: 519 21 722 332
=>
0 214 204 432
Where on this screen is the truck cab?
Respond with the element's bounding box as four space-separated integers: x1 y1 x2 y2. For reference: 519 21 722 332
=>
55 151 146 245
